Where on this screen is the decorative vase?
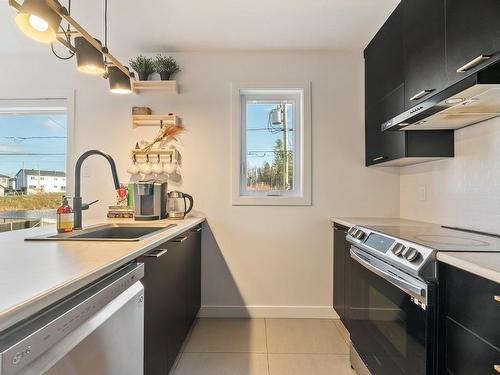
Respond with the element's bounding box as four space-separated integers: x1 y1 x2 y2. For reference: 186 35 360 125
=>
138 72 149 81
160 71 171 81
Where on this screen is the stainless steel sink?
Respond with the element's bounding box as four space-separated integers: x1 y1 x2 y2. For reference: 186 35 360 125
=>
25 223 177 242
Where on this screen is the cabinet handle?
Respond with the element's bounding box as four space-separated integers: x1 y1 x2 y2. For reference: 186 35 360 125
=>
174 236 188 243
494 295 500 303
457 54 491 73
494 365 500 373
145 248 168 258
191 227 202 232
372 156 386 162
409 89 434 101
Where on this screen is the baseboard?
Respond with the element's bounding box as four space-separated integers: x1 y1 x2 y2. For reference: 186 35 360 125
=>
198 305 339 319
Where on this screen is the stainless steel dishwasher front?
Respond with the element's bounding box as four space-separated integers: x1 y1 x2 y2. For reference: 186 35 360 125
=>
0 263 145 375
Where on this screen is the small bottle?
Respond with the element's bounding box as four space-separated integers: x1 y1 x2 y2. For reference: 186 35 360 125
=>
57 196 74 233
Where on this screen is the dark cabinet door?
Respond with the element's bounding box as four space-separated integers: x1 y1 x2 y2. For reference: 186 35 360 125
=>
141 240 184 375
333 226 347 320
445 318 500 375
364 2 405 111
445 265 500 347
404 0 447 109
365 103 406 166
364 2 407 166
446 0 500 84
333 224 354 327
187 226 202 325
169 235 190 365
141 226 203 375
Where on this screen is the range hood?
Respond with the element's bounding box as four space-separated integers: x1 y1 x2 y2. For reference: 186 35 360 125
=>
382 62 500 131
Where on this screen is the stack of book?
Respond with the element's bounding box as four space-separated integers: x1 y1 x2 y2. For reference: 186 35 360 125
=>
107 206 134 219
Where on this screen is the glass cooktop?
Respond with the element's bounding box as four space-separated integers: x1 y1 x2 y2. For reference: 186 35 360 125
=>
364 223 500 252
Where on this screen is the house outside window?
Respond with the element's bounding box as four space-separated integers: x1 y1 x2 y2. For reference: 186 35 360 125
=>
231 83 311 206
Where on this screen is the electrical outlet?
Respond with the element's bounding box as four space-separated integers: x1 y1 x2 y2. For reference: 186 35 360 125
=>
418 185 427 201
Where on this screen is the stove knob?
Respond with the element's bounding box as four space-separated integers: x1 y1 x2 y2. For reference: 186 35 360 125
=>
404 247 420 262
392 243 405 256
355 230 366 240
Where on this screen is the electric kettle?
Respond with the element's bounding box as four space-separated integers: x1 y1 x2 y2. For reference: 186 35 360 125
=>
167 191 194 219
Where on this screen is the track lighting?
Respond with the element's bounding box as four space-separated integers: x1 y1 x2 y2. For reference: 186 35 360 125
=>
108 66 132 94
10 0 134 94
75 37 105 75
14 0 62 43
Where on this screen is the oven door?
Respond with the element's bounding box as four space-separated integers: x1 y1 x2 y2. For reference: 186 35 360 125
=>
348 246 436 375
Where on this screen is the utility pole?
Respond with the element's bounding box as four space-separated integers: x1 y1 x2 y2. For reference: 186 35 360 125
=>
271 104 290 190
281 104 289 191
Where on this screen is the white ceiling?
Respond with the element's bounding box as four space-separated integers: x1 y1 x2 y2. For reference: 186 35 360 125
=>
0 0 400 54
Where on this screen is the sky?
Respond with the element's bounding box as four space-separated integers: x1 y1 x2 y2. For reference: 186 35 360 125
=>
246 103 294 169
0 105 282 178
0 114 67 177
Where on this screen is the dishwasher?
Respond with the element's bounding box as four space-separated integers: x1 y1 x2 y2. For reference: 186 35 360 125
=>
0 262 145 375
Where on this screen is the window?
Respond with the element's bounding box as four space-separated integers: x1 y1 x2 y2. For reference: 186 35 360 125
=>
0 96 71 232
232 84 311 205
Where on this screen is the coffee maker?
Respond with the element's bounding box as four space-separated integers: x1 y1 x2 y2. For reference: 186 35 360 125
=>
134 180 168 221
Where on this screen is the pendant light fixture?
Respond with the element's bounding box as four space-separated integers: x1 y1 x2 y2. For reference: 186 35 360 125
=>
108 66 132 94
14 0 62 43
75 36 105 75
9 0 134 94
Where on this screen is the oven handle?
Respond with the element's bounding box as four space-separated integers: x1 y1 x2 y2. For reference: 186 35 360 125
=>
350 248 425 297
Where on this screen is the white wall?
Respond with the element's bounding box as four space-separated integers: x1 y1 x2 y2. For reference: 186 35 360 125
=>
401 117 500 234
0 51 400 317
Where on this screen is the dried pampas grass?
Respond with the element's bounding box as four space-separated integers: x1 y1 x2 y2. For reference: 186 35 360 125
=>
142 123 184 152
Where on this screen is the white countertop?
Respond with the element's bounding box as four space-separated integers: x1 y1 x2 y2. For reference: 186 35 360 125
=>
330 217 500 284
0 215 205 332
330 217 430 228
437 252 500 284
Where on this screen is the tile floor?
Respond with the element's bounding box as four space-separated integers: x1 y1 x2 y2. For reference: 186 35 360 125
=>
171 318 355 375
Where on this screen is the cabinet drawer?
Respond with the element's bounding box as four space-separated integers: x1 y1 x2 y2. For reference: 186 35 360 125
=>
445 265 500 347
445 318 500 375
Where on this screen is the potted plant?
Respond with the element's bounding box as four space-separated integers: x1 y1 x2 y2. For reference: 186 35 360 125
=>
129 54 154 81
153 55 181 80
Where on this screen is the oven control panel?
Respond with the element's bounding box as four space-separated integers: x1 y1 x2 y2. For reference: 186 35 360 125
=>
347 226 436 279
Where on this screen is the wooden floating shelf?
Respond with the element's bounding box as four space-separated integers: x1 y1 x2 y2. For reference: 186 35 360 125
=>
132 114 178 127
132 80 178 93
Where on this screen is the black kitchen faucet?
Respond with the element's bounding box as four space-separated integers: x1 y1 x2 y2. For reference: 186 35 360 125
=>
73 150 120 229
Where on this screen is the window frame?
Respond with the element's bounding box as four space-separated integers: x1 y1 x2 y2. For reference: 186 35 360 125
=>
231 83 311 206
0 90 75 193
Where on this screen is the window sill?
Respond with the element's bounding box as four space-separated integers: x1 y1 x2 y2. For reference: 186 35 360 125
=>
232 195 311 206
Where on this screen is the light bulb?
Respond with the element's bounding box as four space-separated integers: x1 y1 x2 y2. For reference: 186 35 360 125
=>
29 14 49 32
110 88 133 94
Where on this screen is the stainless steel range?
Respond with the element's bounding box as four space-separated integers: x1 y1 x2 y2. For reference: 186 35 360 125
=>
345 223 500 375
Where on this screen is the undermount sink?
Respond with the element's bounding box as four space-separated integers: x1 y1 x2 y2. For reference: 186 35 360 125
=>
25 223 177 242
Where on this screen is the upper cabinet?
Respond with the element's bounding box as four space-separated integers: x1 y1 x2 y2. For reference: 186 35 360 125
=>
403 0 446 109
446 0 500 84
363 0 500 166
364 2 405 114
364 1 454 167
